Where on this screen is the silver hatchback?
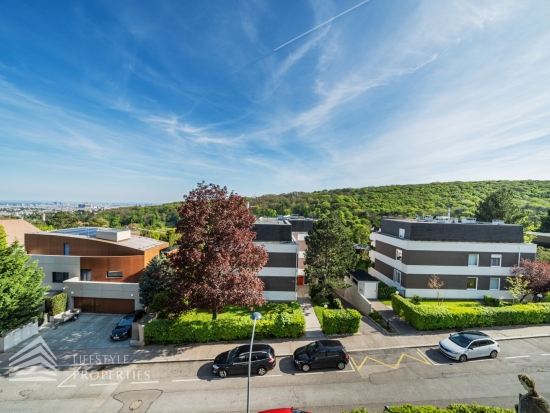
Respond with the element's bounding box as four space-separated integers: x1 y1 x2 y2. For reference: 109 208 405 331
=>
439 331 500 362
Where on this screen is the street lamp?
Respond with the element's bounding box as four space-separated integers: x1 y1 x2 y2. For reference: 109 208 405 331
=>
247 311 262 413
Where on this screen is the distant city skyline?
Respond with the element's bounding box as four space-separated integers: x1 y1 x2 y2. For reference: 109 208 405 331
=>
2 1 550 203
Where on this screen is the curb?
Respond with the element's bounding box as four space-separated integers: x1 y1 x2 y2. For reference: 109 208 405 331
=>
3 333 546 369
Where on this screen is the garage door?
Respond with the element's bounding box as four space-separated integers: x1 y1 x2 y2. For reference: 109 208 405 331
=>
74 297 135 314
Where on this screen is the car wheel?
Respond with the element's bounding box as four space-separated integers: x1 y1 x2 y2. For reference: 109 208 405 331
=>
301 364 311 372
490 350 498 359
257 367 267 376
218 370 227 378
459 354 467 363
337 361 346 370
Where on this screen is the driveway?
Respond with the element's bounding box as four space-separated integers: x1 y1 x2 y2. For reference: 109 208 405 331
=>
5 314 130 354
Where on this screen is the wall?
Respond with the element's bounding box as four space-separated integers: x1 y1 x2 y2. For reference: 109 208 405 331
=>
64 279 140 310
81 255 145 283
0 322 39 353
30 255 80 291
335 276 372 315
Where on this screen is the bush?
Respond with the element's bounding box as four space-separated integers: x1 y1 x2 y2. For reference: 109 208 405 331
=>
342 404 514 413
309 283 324 299
144 302 305 344
378 282 397 299
483 295 503 307
312 296 330 307
331 297 344 309
321 308 361 335
392 294 550 330
47 293 67 316
411 294 422 305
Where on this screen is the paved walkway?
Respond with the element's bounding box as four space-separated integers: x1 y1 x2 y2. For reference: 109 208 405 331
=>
298 296 325 339
369 299 418 334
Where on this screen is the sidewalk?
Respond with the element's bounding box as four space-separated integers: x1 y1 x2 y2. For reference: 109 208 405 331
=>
298 296 325 338
369 299 418 334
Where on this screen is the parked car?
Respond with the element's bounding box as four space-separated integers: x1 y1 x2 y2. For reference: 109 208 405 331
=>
110 310 144 341
293 339 349 372
439 330 500 362
212 344 276 378
258 408 310 413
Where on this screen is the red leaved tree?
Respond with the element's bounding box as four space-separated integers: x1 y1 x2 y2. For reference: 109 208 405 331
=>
167 182 268 319
509 259 550 301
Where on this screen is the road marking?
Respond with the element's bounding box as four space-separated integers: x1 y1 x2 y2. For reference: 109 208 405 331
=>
179 358 190 361
336 370 355 373
350 352 431 372
349 361 355 371
541 354 550 356
505 356 530 359
172 379 200 382
256 374 282 378
300 372 324 375
57 366 81 388
131 381 159 384
89 383 118 386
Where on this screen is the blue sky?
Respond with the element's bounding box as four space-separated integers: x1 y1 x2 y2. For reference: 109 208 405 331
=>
1 1 550 203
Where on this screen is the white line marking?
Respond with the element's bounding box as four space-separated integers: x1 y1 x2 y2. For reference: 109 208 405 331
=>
178 358 190 361
256 374 282 378
89 383 118 386
350 361 355 371
57 366 81 388
541 354 550 356
172 379 200 382
131 381 159 384
336 370 355 373
301 372 324 375
505 356 530 359
467 359 494 362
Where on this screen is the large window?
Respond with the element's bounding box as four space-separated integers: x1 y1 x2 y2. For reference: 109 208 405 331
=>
468 254 479 266
53 272 70 283
63 243 70 256
396 249 403 261
106 271 123 279
490 278 500 290
466 277 478 290
393 269 402 285
491 254 502 267
80 269 92 281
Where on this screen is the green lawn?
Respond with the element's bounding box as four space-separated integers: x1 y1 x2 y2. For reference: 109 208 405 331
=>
177 302 300 322
380 299 392 307
416 299 482 308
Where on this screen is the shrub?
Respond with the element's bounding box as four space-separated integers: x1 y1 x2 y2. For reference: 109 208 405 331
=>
483 295 503 307
392 294 550 330
47 293 67 316
312 296 331 307
309 283 324 299
332 297 344 309
378 282 397 299
144 302 305 344
411 294 422 305
321 308 361 335
342 404 514 413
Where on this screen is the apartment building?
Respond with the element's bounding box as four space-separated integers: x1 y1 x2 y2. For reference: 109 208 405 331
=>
369 217 536 299
288 217 315 285
25 227 168 313
252 218 298 301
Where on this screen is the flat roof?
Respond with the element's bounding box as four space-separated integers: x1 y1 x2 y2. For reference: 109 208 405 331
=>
37 228 168 251
348 269 378 282
255 218 291 225
383 218 520 227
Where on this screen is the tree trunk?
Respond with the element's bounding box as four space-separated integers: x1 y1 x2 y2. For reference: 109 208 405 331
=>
212 309 217 320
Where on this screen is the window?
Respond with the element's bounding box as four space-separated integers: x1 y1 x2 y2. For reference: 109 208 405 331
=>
489 278 500 290
106 271 123 279
467 277 477 290
396 249 403 261
468 254 479 266
234 354 248 363
399 228 405 239
63 243 70 256
80 269 92 281
52 272 70 283
491 254 502 267
393 269 402 285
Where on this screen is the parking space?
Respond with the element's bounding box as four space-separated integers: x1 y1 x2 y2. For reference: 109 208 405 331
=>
5 314 130 354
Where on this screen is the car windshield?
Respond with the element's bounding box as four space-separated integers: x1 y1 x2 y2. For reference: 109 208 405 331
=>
117 318 132 327
306 342 317 356
448 333 472 348
228 347 240 361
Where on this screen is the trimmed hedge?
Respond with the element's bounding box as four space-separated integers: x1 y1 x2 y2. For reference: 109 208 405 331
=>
317 308 361 335
144 302 305 344
48 293 67 316
391 294 550 330
378 282 397 299
343 404 514 413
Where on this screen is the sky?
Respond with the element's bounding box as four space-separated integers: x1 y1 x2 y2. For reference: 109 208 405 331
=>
1 1 550 203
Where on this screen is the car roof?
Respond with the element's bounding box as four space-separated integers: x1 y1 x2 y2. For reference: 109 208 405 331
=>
237 343 273 353
458 330 489 337
454 331 491 341
317 339 343 348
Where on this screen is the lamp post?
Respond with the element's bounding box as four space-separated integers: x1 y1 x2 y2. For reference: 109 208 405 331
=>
247 311 262 413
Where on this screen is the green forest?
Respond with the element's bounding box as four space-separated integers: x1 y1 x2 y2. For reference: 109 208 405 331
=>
24 180 550 244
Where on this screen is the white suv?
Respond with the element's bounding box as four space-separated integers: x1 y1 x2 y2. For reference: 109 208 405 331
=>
439 331 500 362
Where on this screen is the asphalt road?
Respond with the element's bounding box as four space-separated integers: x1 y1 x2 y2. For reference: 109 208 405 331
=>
1 337 550 413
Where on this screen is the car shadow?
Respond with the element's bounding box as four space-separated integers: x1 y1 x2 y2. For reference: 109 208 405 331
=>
423 348 455 364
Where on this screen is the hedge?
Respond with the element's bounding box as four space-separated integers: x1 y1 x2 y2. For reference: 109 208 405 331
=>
48 293 67 316
144 302 305 344
391 294 550 330
319 308 361 335
378 282 397 299
343 404 514 413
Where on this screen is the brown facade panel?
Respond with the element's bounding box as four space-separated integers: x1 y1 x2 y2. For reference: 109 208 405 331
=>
264 252 297 268
404 274 509 290
375 241 400 261
405 251 535 267
74 297 134 314
298 258 305 268
373 260 395 281
81 255 145 283
297 240 307 251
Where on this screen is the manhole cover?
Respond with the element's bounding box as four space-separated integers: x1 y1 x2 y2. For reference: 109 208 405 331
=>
129 400 142 410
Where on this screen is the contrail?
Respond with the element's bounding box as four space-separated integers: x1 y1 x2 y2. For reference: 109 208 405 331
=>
273 0 370 52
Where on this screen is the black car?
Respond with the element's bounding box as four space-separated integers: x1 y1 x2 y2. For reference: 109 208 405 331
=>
110 310 144 340
212 344 276 378
293 340 349 372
